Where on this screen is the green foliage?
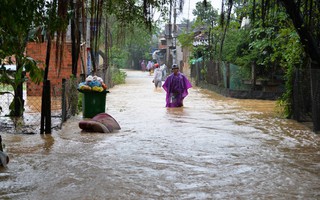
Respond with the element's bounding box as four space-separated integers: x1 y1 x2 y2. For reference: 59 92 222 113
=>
0 0 48 116
193 45 210 60
105 14 157 70
0 57 43 88
221 28 251 65
110 46 129 69
216 2 307 118
77 92 83 113
193 1 219 26
178 1 220 63
177 31 194 49
0 56 43 116
22 57 44 84
274 29 304 118
111 68 127 85
104 1 149 27
246 11 304 118
200 67 207 79
8 95 24 116
188 1 308 118
68 75 79 116
0 0 46 57
276 65 294 118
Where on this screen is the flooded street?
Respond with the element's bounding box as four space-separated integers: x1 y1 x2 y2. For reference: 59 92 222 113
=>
1 69 319 199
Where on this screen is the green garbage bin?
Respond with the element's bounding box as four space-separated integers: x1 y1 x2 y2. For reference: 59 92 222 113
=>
79 90 109 118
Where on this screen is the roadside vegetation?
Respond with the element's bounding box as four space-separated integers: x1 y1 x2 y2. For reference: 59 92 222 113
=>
178 0 318 129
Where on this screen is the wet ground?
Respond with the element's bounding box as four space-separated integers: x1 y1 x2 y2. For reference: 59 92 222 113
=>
1 69 319 199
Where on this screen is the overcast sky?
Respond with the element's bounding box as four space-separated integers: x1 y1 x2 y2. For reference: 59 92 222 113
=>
177 0 222 23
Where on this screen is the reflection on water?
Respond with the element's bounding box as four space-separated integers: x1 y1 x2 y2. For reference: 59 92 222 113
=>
166 107 188 118
0 70 319 199
41 134 54 153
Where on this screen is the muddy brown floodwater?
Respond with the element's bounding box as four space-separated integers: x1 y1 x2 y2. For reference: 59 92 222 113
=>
1 69 319 200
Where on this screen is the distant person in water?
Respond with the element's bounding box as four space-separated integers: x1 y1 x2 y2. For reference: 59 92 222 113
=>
140 60 146 71
152 63 162 88
146 60 153 74
162 64 192 107
160 63 167 81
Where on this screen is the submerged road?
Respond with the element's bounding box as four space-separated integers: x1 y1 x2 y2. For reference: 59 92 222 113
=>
1 69 319 199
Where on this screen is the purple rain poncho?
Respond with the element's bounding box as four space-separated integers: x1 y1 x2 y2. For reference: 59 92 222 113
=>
162 72 192 107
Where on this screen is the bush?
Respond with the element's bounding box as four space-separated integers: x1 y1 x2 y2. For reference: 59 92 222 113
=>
111 67 127 85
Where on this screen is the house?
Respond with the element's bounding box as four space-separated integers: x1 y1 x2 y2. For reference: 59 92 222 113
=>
159 23 191 75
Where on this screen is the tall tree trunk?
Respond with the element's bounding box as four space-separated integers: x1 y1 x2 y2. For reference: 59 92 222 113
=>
103 17 108 83
70 0 81 76
14 60 24 117
41 33 52 134
69 0 81 116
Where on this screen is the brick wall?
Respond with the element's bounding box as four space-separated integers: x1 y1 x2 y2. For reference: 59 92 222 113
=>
26 42 84 96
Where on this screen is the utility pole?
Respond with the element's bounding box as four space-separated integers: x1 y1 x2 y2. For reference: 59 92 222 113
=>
187 0 190 32
172 0 177 65
166 0 172 67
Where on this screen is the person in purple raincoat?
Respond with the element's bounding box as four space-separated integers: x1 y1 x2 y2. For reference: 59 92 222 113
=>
162 64 192 107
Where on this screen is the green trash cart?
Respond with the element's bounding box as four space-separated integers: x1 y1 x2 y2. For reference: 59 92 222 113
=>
78 90 109 118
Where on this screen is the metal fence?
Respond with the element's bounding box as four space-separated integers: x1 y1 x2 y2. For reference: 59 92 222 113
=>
191 59 284 97
190 59 319 131
0 77 81 134
289 64 319 131
292 66 313 122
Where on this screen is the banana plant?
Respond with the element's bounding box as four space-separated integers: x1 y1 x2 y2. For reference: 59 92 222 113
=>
0 56 43 116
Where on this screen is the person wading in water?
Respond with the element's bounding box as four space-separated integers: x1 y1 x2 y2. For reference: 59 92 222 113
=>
152 63 163 88
162 64 192 107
